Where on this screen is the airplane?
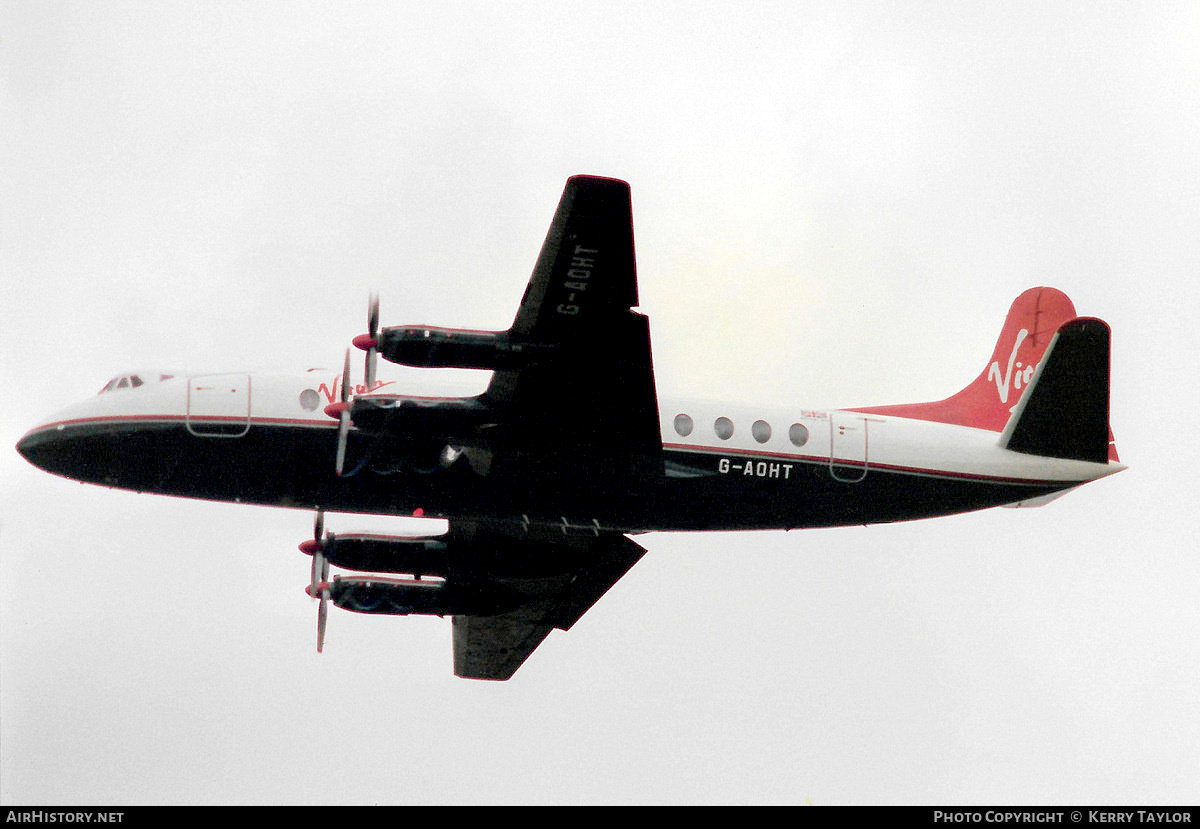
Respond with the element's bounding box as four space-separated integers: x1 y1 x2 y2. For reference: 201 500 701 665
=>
15 175 1125 681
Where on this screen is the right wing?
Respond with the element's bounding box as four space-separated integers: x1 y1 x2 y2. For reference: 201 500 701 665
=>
327 521 647 680
449 525 647 681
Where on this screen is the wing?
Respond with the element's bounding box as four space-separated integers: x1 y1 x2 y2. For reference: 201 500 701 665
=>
335 178 659 679
450 526 646 680
506 175 639 338
484 176 663 488
455 178 656 678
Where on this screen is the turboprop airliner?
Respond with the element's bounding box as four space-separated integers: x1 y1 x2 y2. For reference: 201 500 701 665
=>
16 176 1124 680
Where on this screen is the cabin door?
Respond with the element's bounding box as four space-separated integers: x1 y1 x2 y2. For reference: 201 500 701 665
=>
830 413 869 482
187 374 251 437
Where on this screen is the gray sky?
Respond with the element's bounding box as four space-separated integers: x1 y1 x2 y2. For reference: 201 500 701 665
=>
2 1 1198 805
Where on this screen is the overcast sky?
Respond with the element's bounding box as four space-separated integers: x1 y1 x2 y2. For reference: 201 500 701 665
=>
2 1 1198 805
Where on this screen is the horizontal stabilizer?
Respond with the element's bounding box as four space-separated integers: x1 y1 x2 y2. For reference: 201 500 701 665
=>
1002 487 1079 508
1001 317 1111 464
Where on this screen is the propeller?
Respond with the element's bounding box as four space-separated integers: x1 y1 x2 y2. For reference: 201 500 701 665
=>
353 293 380 390
331 294 380 477
299 510 332 653
323 349 353 476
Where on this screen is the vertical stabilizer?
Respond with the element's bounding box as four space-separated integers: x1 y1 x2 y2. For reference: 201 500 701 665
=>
854 287 1078 431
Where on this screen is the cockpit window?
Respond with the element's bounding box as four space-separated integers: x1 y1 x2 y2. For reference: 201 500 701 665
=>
98 373 173 394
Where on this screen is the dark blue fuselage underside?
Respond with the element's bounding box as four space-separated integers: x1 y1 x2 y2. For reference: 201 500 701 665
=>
17 420 1072 532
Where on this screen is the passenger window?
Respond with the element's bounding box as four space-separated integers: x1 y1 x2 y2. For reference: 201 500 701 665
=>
752 420 771 444
714 417 734 440
673 414 694 437
789 423 810 447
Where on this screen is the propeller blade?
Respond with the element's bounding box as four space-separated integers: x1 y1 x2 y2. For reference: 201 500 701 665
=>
364 293 379 389
303 510 328 597
317 557 330 652
302 510 333 652
334 411 350 476
317 588 328 653
334 349 352 476
309 547 322 594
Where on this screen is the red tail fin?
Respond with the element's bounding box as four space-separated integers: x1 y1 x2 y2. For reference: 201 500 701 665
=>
854 287 1078 431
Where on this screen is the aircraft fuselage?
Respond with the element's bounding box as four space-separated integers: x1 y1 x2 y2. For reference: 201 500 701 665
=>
16 368 1121 534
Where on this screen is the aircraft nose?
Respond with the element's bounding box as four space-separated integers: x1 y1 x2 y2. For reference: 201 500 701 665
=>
16 412 112 482
16 418 127 487
15 431 34 461
15 424 69 477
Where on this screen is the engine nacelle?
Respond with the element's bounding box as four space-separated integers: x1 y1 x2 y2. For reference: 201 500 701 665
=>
308 530 587 580
320 533 450 576
375 326 554 370
330 576 522 617
349 394 496 439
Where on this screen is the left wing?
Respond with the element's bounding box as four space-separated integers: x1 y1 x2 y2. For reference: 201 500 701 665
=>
483 175 663 490
350 176 663 492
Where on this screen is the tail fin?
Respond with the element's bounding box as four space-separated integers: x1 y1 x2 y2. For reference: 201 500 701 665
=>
854 287 1079 431
1000 317 1112 464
